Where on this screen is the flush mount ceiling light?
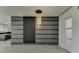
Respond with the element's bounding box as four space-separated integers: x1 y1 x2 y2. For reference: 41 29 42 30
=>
35 9 42 14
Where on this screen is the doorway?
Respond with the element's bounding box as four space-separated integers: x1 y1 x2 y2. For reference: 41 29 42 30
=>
23 17 35 43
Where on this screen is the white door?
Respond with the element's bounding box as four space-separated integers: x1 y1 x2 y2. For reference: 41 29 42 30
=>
65 17 72 51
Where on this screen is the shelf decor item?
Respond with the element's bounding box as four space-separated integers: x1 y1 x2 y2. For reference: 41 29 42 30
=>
0 23 7 32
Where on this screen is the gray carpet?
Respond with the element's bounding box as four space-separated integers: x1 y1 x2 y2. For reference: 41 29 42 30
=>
0 44 69 53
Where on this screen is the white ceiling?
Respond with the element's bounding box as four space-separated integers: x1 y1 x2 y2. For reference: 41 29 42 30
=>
0 6 70 24
0 6 70 16
0 6 70 30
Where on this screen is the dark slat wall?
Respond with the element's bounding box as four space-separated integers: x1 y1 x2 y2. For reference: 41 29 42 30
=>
11 16 23 44
36 17 59 44
11 16 58 44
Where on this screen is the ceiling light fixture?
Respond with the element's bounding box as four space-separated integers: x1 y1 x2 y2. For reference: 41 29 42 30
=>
35 9 42 28
36 9 42 14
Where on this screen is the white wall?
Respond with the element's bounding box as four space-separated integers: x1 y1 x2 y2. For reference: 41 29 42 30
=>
0 7 11 32
59 6 79 52
0 16 11 32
